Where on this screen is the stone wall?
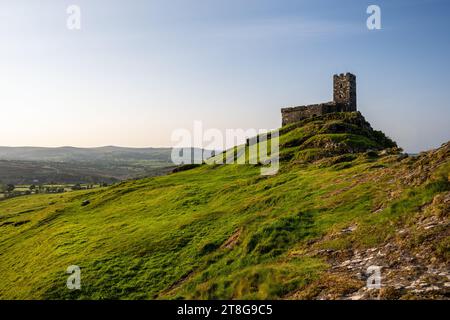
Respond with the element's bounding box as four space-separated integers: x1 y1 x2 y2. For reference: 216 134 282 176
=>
281 73 357 126
281 102 337 126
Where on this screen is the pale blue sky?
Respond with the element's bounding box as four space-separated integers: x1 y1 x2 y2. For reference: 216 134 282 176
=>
0 0 449 152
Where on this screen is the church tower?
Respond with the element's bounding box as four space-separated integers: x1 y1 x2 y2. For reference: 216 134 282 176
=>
333 73 357 111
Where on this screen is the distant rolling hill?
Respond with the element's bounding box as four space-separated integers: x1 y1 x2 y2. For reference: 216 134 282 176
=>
0 146 173 162
0 146 182 184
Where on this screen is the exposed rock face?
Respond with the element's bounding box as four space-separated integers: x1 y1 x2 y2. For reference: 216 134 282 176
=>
287 142 450 300
281 73 357 126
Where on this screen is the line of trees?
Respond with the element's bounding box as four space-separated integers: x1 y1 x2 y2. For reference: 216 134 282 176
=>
0 182 111 200
0 183 16 193
0 183 66 199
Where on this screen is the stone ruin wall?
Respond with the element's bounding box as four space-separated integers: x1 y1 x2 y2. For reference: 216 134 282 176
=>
281 102 337 126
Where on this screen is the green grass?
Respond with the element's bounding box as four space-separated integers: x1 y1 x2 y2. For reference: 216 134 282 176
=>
0 112 448 300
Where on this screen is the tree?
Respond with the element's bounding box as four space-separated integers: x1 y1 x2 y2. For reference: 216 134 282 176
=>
6 184 15 192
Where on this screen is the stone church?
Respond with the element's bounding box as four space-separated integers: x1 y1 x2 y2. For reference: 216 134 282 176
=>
281 73 357 126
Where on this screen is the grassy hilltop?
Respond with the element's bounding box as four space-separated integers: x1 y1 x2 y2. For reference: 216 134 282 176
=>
0 112 449 300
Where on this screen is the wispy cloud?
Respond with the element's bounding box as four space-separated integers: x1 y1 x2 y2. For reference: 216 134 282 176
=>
205 17 362 41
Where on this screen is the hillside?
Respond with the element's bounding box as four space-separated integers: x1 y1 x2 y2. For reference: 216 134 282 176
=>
0 112 448 300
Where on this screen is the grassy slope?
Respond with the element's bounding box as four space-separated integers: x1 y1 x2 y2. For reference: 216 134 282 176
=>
0 112 448 299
